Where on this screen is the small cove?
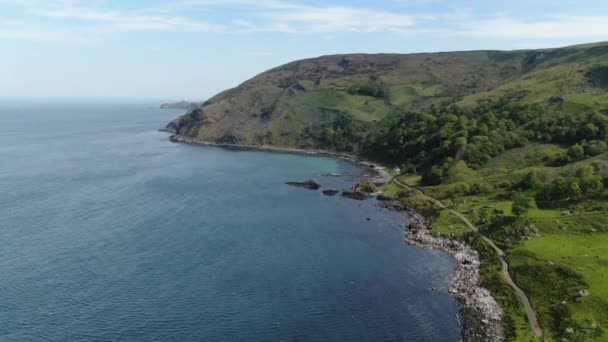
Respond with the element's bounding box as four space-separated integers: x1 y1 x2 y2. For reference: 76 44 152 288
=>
0 101 461 341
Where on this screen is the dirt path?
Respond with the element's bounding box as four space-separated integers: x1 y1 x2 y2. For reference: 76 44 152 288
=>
392 179 544 339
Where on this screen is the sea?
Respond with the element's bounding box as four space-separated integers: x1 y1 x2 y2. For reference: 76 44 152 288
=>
0 100 460 341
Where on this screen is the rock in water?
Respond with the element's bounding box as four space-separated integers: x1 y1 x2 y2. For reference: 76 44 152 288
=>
285 179 321 190
322 189 339 196
321 173 342 177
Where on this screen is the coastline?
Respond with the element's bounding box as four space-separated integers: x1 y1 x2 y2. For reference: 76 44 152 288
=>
165 133 392 184
164 132 504 341
399 207 505 341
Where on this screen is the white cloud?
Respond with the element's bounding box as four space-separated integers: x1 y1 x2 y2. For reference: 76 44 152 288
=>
37 6 224 32
267 5 416 33
455 15 608 39
2 0 608 44
0 0 223 43
147 0 416 33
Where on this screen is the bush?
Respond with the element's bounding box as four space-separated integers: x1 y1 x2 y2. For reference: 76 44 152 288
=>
583 140 608 156
512 192 536 217
445 182 471 196
519 170 540 190
400 163 417 174
357 182 378 193
347 79 390 99
421 167 444 186
497 180 512 189
470 182 492 194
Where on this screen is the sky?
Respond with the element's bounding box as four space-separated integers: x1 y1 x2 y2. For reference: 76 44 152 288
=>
2 0 608 99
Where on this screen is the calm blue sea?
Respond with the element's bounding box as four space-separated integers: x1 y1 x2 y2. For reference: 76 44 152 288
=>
0 100 460 341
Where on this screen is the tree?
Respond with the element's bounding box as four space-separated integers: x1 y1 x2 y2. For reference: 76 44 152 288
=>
577 166 604 196
551 176 568 199
576 165 594 179
512 193 537 218
566 179 582 200
567 144 585 160
581 123 599 139
422 167 444 186
520 170 539 190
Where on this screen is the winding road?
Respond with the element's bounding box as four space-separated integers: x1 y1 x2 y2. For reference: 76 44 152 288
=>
392 178 544 339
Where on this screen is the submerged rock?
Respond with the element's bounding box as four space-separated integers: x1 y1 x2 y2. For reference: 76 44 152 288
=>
286 179 321 190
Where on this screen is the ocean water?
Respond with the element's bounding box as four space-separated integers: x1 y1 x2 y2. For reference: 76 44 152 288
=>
0 100 460 341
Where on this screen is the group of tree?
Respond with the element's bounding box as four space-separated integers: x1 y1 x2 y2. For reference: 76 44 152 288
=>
347 78 390 100
536 166 605 203
302 92 607 194
302 111 367 151
364 98 608 184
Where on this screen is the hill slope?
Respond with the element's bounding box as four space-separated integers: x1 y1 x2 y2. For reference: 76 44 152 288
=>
166 42 608 150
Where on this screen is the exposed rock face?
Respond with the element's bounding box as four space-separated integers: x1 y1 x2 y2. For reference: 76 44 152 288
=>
285 179 321 190
322 189 339 196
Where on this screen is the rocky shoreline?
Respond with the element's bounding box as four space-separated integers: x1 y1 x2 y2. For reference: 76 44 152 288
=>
398 207 505 341
165 133 504 341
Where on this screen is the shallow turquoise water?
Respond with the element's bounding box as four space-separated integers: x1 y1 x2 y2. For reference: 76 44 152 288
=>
0 101 460 341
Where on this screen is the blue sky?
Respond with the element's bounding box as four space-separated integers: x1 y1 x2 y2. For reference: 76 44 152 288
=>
2 0 608 99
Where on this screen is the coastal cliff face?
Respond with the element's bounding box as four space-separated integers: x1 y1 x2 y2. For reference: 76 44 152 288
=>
166 42 608 149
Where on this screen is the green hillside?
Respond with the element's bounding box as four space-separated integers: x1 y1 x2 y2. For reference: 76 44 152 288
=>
167 42 608 341
167 42 608 150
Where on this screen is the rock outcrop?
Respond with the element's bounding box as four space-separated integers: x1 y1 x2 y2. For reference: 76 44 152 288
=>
285 179 321 190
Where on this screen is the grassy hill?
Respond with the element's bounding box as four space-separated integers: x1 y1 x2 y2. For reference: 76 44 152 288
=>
167 42 608 341
167 42 608 150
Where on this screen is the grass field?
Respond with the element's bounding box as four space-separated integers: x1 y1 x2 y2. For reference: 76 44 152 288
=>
386 146 608 341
